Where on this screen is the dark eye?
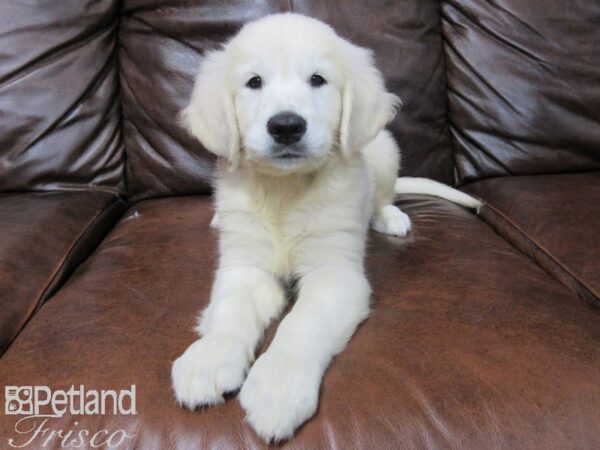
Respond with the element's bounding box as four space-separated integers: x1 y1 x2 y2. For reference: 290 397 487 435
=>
246 76 262 89
310 74 327 88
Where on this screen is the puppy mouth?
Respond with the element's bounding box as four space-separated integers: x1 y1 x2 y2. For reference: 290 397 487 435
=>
272 151 305 160
270 145 307 160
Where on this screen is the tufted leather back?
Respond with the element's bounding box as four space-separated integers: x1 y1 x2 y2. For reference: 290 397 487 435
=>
1 1 599 197
118 0 453 199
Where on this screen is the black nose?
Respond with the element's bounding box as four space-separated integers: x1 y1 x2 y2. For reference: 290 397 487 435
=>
267 112 307 145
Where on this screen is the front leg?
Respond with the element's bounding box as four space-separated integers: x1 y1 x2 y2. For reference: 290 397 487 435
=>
172 266 285 408
239 264 371 442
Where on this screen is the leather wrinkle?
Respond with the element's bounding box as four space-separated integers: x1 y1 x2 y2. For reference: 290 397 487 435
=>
443 0 600 182
125 14 203 53
119 64 194 167
442 28 522 118
120 77 178 177
0 14 117 90
450 123 514 175
446 1 551 71
18 28 118 158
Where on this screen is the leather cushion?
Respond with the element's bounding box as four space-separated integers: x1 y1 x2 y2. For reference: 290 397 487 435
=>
0 0 124 193
464 172 600 306
0 191 126 355
1 196 598 448
442 0 600 183
119 0 453 200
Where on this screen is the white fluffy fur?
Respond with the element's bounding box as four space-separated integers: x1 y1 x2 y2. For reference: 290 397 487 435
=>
172 13 481 442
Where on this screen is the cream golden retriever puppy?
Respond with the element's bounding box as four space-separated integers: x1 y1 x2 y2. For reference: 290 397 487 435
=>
172 13 481 442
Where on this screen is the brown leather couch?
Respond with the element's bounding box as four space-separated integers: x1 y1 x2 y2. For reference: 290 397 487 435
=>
1 1 599 449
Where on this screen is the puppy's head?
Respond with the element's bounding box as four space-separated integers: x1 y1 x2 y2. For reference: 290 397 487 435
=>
182 13 399 174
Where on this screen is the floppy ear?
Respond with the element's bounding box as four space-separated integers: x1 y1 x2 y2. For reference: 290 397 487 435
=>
181 50 239 166
340 43 400 157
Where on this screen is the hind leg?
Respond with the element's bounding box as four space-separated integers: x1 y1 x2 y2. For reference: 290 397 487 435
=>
363 130 412 237
371 205 411 237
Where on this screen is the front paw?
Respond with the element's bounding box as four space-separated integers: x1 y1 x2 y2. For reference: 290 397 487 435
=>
171 336 250 409
239 351 320 443
371 205 412 237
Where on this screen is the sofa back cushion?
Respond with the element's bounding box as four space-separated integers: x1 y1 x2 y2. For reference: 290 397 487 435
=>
443 0 600 184
0 0 124 193
119 0 453 200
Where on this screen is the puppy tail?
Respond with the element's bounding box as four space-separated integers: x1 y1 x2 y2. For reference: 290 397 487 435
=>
394 177 483 212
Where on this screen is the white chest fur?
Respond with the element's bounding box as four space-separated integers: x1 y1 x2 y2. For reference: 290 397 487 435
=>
214 156 373 278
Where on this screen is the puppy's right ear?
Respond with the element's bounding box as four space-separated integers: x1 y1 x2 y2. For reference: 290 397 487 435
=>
181 50 239 167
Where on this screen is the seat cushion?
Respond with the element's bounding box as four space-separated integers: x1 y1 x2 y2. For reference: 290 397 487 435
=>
464 172 600 306
1 196 599 449
0 191 126 355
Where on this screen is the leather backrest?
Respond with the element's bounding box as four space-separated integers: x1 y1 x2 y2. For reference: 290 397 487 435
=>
0 0 124 193
119 0 453 200
3 1 598 195
442 0 600 183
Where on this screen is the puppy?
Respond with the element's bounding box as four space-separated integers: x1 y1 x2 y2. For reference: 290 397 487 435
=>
172 13 481 442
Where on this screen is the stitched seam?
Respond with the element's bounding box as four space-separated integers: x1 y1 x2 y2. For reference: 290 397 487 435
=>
3 197 125 354
482 202 599 304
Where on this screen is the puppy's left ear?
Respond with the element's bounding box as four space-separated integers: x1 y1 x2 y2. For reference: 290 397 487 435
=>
181 50 239 167
340 43 400 157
